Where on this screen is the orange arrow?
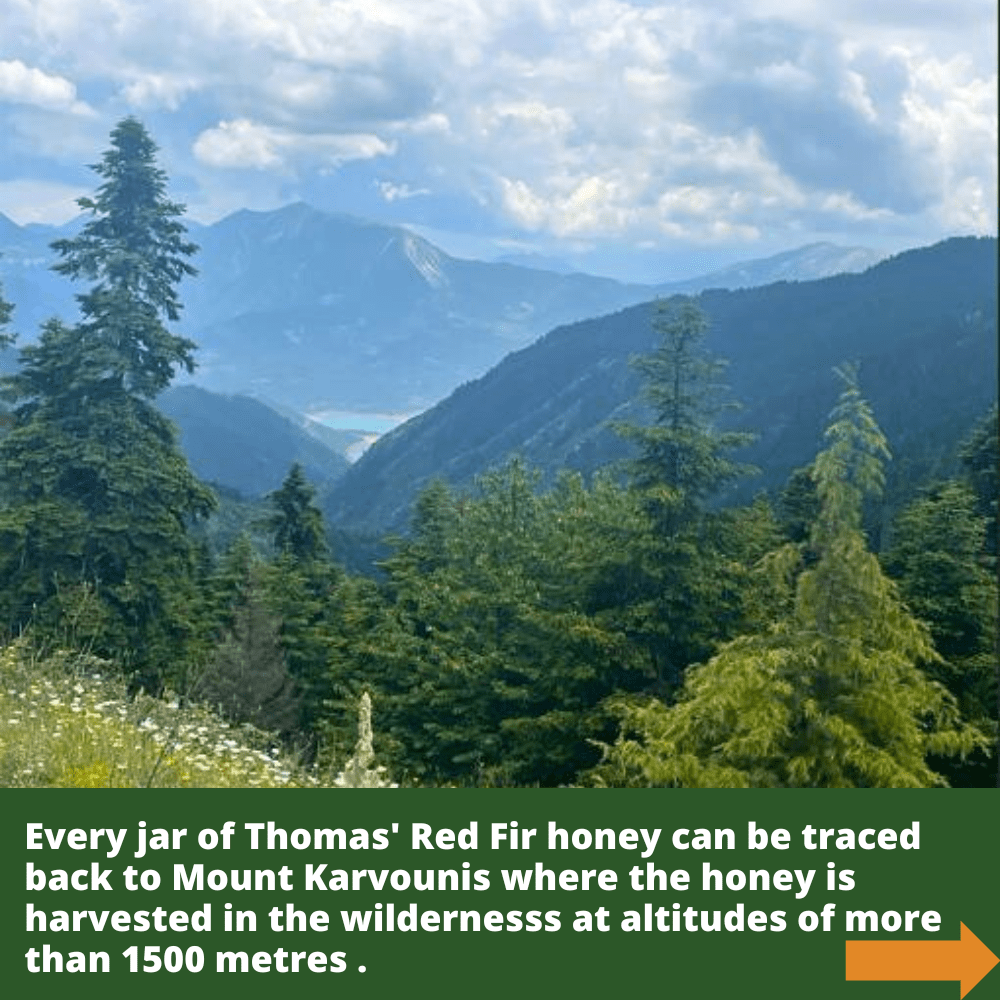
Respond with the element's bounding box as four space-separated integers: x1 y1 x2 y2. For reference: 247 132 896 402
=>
846 922 999 998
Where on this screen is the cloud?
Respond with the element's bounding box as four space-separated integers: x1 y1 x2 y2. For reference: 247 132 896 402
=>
192 119 395 172
0 0 994 249
376 180 430 202
0 60 92 115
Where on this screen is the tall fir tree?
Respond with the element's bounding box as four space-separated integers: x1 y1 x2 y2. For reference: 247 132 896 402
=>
612 297 759 692
194 537 299 739
616 297 755 527
0 118 215 691
261 463 338 752
589 366 987 788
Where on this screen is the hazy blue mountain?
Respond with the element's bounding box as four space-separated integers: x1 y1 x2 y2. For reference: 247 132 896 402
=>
156 385 349 498
1 203 884 418
175 202 655 412
0 214 79 334
323 237 997 534
494 251 578 273
657 242 886 293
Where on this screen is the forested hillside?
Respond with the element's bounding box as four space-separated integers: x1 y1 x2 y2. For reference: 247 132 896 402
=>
324 237 997 534
157 385 349 497
1 120 995 790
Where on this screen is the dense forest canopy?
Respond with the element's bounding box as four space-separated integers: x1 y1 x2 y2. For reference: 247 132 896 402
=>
0 119 996 788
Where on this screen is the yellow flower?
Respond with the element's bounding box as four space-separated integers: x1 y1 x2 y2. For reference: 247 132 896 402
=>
63 761 112 788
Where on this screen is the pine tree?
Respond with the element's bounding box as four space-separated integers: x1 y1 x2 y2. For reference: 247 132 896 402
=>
49 116 199 395
0 118 214 690
589 366 988 788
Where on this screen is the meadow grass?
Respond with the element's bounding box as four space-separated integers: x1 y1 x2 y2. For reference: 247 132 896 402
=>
0 640 369 788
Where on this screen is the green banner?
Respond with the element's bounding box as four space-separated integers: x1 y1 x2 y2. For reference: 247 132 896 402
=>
2 790 998 999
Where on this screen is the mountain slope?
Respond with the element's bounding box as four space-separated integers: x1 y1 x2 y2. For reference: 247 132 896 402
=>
157 385 349 498
175 202 653 412
323 237 997 533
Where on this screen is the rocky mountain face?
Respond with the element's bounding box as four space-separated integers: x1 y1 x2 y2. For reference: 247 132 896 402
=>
322 237 997 534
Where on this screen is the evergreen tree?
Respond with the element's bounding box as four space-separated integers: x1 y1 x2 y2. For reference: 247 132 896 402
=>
616 297 755 526
611 298 759 692
50 116 199 394
194 545 299 739
589 367 987 788
883 482 997 786
959 404 998 557
329 463 653 785
261 463 337 751
0 118 214 690
265 462 329 563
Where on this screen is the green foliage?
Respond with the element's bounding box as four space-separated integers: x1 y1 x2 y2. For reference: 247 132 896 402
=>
589 368 988 788
615 298 755 526
321 461 650 786
0 278 13 351
882 481 997 785
265 462 329 562
193 545 300 739
604 299 767 693
0 119 214 692
50 116 198 394
959 404 998 556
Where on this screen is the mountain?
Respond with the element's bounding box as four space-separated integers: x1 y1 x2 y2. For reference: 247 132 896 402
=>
156 385 349 498
657 242 886 293
1 202 885 420
172 202 657 413
494 251 578 273
323 237 997 534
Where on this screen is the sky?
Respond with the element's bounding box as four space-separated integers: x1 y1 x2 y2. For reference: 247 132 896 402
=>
0 0 996 281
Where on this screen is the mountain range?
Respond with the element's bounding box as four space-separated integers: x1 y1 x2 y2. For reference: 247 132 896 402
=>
1 204 885 421
322 236 998 534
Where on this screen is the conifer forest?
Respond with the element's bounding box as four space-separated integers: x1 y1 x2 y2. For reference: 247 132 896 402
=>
0 119 996 789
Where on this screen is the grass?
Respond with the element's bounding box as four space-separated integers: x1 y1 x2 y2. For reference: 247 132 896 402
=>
0 640 389 788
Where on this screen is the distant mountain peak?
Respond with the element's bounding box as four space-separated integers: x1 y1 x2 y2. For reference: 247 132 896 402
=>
658 242 887 292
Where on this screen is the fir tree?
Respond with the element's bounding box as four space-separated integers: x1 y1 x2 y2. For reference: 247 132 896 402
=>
616 297 755 526
0 118 214 690
590 366 988 788
261 464 337 751
611 298 758 692
265 463 329 563
194 549 299 739
959 404 998 557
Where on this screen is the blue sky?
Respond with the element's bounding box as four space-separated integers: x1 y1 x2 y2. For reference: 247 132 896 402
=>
0 0 995 280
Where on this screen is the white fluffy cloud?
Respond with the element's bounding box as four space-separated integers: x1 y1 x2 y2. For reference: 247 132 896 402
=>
0 0 994 251
0 60 92 115
192 119 395 171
